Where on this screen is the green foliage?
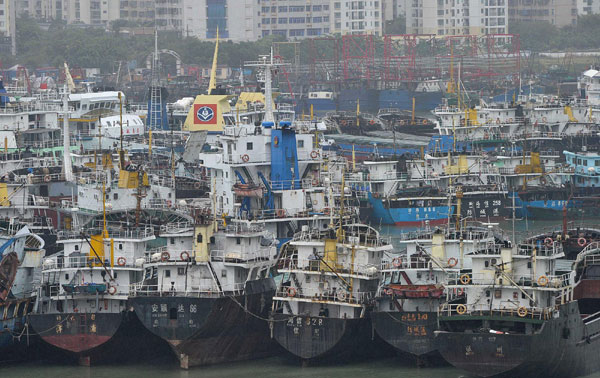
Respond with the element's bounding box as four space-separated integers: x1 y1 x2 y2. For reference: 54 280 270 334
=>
511 15 600 51
385 16 406 35
6 17 287 72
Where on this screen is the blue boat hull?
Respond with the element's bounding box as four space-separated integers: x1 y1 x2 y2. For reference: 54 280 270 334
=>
379 90 443 112
367 194 453 226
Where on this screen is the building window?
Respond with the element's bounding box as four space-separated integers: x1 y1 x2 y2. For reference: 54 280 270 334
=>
247 142 253 150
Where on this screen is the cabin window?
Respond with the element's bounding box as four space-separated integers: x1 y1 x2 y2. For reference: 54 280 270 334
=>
65 274 69 280
74 245 79 251
248 238 251 245
305 275 311 283
119 243 123 250
82 104 87 110
177 268 185 275
485 290 490 297
170 238 175 245
484 260 489 267
114 272 118 278
522 292 527 299
221 270 227 278
197 234 203 243
298 140 304 148
247 142 253 151
494 290 502 299
165 270 171 277
236 238 241 245
113 193 118 200
527 262 532 268
210 236 215 244
513 292 518 299
596 160 600 167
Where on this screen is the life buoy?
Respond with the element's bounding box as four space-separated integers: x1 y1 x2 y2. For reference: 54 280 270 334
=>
166 200 172 208
241 154 250 163
537 275 549 287
312 178 319 186
544 237 553 247
117 257 126 267
312 200 318 206
422 119 429 125
508 118 513 122
447 257 458 268
287 287 297 297
337 291 347 301
340 120 348 126
44 175 51 183
456 304 467 315
392 257 402 267
310 150 319 159
276 209 286 218
194 181 202 189
108 285 117 295
180 251 190 261
161 251 170 262
369 120 375 125
460 274 471 285
578 237 587 247
399 119 406 125
542 117 548 123
517 306 528 317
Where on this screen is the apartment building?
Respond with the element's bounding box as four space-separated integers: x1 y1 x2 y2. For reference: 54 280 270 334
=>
507 0 577 27
331 0 383 35
16 0 182 30
578 0 600 14
258 0 332 39
406 0 508 35
181 0 259 41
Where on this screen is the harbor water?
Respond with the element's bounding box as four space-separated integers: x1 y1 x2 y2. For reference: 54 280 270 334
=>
4 357 600 378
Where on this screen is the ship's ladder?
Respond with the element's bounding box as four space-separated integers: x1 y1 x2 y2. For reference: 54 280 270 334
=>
290 272 303 296
206 261 223 293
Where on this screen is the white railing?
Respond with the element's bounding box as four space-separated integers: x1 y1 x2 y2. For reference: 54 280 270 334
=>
274 287 375 306
42 255 143 271
438 302 556 320
278 258 379 278
57 225 154 240
129 282 245 297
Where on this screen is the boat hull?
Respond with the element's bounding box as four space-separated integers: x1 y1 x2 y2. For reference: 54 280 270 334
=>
436 302 600 378
371 310 441 361
0 298 35 363
29 309 171 364
130 278 277 368
271 313 376 363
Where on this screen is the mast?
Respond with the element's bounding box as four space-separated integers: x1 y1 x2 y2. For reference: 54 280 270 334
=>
207 27 219 95
119 92 124 170
62 85 73 182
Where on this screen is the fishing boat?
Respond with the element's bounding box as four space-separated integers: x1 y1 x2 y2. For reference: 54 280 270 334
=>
270 214 392 363
129 211 279 369
372 220 503 365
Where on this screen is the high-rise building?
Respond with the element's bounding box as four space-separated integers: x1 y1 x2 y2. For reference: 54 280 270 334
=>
258 0 332 39
331 0 383 35
507 0 577 27
182 0 259 41
406 0 508 36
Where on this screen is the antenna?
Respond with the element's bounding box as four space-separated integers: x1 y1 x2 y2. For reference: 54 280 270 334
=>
245 49 289 123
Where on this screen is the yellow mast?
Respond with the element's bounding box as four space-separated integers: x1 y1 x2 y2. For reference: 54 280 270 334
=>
207 27 219 95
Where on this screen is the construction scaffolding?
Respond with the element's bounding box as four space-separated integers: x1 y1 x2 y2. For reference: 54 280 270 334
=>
273 33 522 92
